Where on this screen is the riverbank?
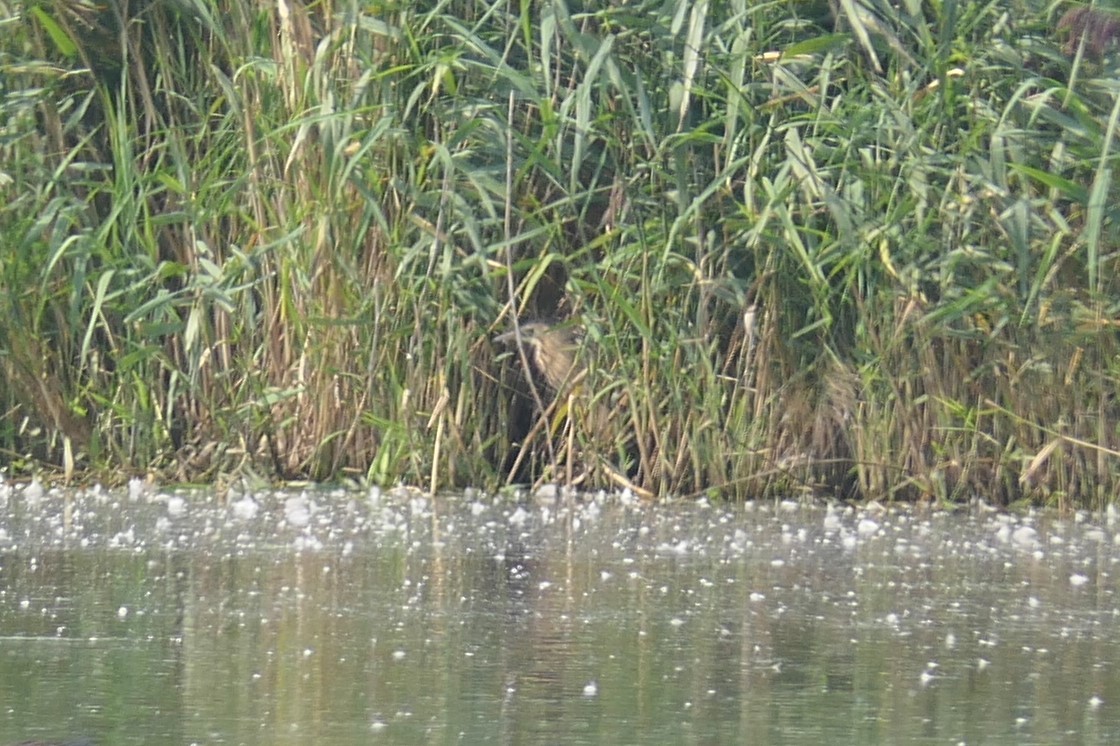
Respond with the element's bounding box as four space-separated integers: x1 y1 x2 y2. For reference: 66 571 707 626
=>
2 0 1116 505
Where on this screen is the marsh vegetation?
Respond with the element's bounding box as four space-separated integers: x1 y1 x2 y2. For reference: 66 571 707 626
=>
3 0 1120 504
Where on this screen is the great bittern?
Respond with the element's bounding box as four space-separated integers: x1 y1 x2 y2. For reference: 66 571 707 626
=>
1057 7 1120 58
493 320 652 498
493 321 584 394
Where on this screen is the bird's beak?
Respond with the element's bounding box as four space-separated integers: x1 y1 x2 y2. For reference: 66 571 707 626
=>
493 329 519 345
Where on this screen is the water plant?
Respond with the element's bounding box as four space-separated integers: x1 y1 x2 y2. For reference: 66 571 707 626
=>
2 0 1119 505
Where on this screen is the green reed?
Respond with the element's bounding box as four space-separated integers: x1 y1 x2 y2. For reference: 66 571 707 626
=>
1 0 1118 505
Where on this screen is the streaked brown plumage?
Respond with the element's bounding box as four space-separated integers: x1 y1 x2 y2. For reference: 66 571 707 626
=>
1058 7 1120 58
493 321 584 394
493 320 654 498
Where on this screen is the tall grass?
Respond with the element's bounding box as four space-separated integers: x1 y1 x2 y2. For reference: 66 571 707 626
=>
2 0 1119 505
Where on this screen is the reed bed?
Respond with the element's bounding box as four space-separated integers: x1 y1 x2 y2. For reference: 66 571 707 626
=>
2 0 1119 505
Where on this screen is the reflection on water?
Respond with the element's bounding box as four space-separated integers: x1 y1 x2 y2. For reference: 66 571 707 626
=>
0 483 1119 744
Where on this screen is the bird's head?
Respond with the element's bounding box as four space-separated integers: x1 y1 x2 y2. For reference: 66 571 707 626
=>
493 320 582 392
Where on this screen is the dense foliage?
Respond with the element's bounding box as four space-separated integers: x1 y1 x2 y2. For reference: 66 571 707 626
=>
2 0 1119 505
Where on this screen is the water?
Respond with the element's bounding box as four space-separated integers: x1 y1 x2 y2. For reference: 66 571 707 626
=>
0 479 1118 744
